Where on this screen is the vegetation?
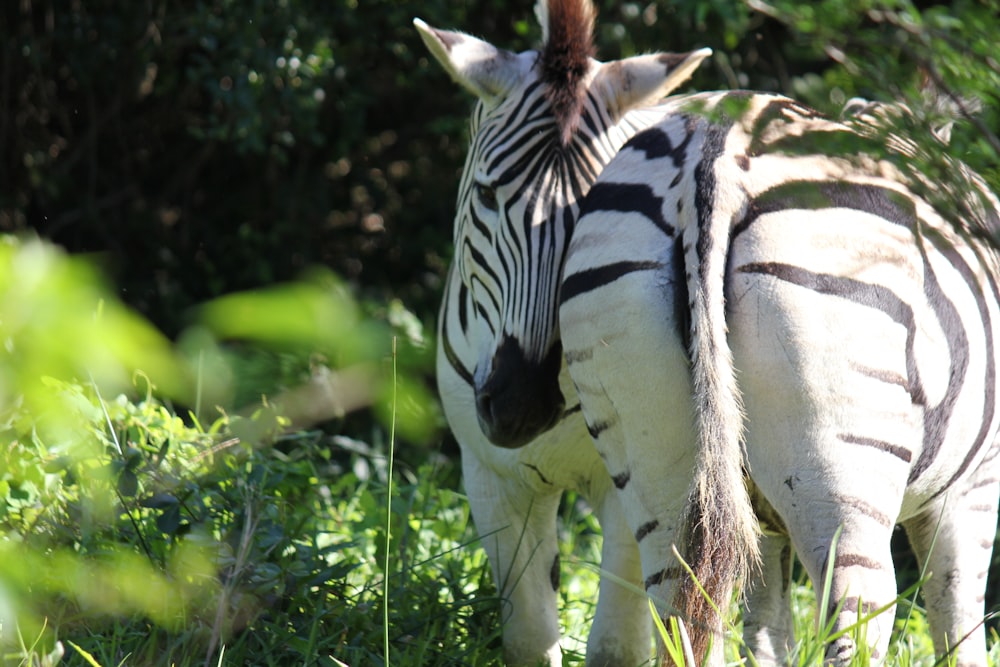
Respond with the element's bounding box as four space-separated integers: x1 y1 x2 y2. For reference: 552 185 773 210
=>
1 0 999 665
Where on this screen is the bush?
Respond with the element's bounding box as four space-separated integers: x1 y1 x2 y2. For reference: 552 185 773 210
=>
4 0 996 332
0 237 453 665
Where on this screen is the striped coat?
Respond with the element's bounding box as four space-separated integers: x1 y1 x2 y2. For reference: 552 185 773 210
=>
560 90 1000 665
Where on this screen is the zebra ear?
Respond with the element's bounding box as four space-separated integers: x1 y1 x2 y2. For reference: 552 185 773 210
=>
594 48 713 119
414 18 523 100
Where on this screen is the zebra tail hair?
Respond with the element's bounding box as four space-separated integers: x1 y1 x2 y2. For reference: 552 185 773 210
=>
674 200 761 662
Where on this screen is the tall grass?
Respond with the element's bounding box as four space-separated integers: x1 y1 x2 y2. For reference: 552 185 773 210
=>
1 238 996 666
5 392 997 667
649 529 998 667
383 336 398 667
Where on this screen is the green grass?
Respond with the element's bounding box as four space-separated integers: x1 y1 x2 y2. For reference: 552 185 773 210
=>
2 381 998 667
1 238 996 667
3 379 998 667
0 383 504 666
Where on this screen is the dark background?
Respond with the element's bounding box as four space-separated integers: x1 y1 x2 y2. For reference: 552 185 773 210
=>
1 0 893 337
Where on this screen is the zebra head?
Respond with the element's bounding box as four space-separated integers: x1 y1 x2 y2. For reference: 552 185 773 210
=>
416 0 710 448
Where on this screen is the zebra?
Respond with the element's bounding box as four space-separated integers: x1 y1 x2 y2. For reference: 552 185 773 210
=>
421 0 1000 665
559 89 1000 665
414 0 710 664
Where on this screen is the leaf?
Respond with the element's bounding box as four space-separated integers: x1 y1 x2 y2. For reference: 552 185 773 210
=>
7 481 39 507
42 455 73 474
140 492 179 509
117 469 139 497
124 445 144 469
156 504 182 534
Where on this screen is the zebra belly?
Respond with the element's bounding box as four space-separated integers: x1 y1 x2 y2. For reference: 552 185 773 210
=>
727 205 1000 522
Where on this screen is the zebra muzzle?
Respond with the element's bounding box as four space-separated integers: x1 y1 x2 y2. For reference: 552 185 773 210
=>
474 336 565 448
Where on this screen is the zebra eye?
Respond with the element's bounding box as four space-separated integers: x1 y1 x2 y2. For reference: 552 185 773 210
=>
475 182 499 212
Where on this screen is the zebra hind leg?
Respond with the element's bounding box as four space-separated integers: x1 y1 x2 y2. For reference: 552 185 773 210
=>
741 533 794 667
777 505 899 666
585 480 653 667
902 452 1000 667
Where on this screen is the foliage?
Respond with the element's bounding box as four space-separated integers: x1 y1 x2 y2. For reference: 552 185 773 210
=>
0 381 504 666
747 0 1000 232
1 0 468 334
5 0 994 335
0 236 444 665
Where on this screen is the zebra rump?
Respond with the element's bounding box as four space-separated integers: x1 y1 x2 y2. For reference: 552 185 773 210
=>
560 90 1000 665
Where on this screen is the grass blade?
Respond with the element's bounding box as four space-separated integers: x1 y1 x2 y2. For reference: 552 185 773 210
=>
383 336 398 667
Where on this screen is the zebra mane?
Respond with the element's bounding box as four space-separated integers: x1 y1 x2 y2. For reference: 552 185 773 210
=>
536 0 596 146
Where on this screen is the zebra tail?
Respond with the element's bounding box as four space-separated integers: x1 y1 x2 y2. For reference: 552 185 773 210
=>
674 194 761 661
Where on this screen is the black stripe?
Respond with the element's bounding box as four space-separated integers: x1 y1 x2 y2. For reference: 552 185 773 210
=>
612 470 630 489
578 182 674 236
635 520 660 542
520 463 552 486
839 596 880 615
457 281 469 333
560 260 663 305
645 566 685 590
440 333 474 387
838 433 912 463
694 121 730 270
561 403 582 418
736 262 912 321
924 238 997 493
849 362 910 393
473 299 496 336
623 125 694 171
586 418 611 439
834 553 886 570
672 238 692 352
733 180 919 242
832 494 892 528
485 82 549 173
490 121 553 185
746 96 837 158
466 243 503 306
470 207 492 240
909 237 969 485
737 261 929 410
579 90 603 138
971 475 999 490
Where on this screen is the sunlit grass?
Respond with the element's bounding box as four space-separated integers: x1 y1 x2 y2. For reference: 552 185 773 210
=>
2 236 998 667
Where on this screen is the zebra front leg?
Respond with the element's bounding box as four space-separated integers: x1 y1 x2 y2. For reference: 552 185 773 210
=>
741 533 794 666
462 452 564 666
586 476 652 666
902 451 999 667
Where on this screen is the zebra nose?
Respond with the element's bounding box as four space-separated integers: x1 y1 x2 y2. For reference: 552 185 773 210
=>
474 336 565 448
